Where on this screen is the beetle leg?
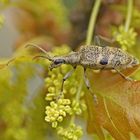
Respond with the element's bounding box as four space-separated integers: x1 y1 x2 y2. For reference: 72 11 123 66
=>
94 35 120 47
94 36 101 46
84 68 98 105
97 35 115 44
114 68 133 81
57 67 76 100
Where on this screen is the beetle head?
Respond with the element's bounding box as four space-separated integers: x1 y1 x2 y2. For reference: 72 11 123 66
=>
50 57 65 70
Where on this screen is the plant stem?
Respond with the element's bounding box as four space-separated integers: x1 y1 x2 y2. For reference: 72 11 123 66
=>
125 0 133 32
70 0 101 124
86 0 101 45
70 68 83 124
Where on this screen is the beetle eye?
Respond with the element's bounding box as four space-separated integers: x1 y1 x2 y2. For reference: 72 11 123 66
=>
54 59 64 65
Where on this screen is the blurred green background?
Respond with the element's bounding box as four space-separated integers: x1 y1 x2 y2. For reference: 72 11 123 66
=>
0 0 140 140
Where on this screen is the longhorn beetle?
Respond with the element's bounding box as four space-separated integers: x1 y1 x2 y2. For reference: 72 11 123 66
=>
25 37 139 102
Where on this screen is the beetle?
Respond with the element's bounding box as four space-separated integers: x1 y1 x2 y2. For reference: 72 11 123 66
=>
25 39 139 102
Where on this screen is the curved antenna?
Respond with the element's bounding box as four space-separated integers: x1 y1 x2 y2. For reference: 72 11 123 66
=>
32 55 50 60
6 58 15 66
0 58 15 69
25 43 53 61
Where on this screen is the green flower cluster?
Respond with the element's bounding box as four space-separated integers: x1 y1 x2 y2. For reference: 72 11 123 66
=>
45 99 72 128
44 45 87 139
0 59 40 140
57 123 83 140
113 26 137 50
45 46 71 101
71 99 87 115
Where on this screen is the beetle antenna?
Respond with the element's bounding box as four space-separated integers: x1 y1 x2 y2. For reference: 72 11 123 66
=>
6 58 15 66
32 55 51 61
0 58 15 69
25 43 53 61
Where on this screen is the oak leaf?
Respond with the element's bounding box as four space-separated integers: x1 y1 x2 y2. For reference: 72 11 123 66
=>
86 65 140 140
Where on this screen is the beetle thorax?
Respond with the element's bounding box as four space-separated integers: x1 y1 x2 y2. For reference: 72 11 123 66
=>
64 52 80 65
